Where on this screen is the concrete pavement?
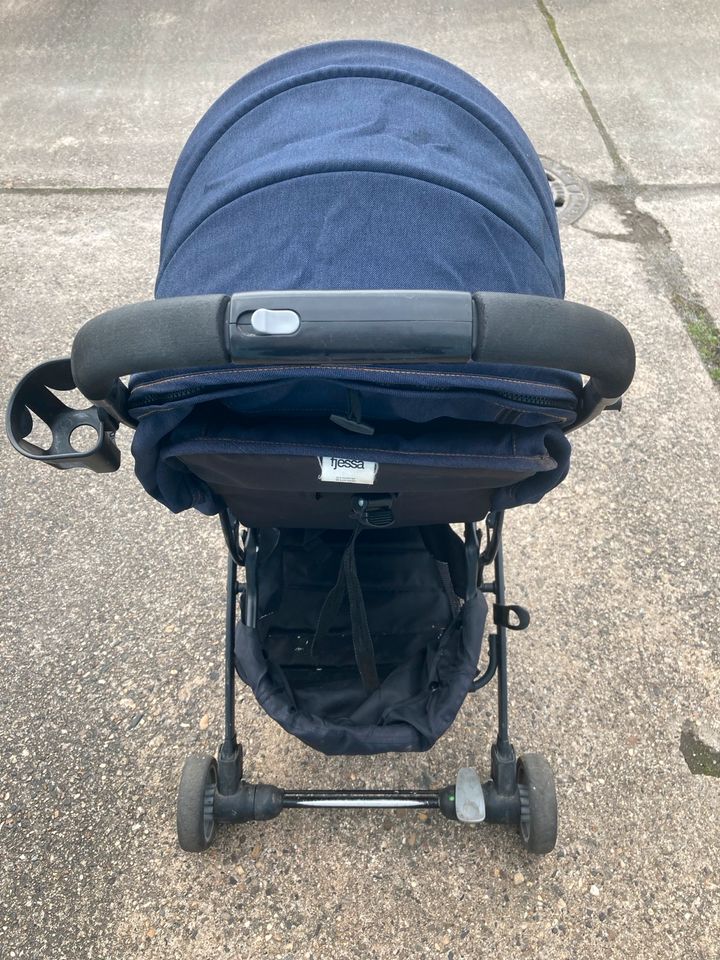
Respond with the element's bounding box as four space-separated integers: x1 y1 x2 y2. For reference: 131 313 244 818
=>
1 3 719 959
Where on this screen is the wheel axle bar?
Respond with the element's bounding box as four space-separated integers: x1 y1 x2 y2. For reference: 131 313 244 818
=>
211 782 521 825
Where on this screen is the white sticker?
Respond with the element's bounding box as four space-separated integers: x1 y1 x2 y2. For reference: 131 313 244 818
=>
318 456 378 485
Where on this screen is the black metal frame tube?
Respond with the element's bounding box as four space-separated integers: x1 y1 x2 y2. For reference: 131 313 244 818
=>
224 552 238 750
216 513 244 795
211 782 521 824
281 789 441 809
494 535 510 751
482 512 519 798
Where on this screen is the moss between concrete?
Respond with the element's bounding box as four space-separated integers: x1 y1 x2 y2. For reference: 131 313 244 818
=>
670 294 720 383
680 723 720 777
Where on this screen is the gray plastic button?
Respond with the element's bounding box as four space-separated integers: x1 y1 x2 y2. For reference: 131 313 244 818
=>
250 308 300 335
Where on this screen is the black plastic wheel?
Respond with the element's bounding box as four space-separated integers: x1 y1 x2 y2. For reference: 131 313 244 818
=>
177 755 218 852
517 753 557 855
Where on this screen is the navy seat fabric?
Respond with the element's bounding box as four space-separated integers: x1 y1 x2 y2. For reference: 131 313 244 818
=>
130 40 576 517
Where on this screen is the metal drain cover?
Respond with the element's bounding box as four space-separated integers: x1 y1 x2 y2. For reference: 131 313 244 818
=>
540 158 590 225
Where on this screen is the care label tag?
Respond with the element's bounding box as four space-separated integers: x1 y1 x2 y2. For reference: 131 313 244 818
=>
318 456 378 485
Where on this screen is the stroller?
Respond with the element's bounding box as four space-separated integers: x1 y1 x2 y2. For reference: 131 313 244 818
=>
6 41 634 855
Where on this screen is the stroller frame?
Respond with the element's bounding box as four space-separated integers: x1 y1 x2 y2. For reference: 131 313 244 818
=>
5 38 639 857
6 288 634 856
189 507 546 851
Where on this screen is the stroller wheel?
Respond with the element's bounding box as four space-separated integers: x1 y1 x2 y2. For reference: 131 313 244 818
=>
177 755 218 852
516 753 557 855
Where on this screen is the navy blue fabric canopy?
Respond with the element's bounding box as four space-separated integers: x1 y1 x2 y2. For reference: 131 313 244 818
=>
156 40 564 298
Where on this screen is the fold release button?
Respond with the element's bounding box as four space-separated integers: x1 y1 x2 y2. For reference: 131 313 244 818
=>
250 308 300 335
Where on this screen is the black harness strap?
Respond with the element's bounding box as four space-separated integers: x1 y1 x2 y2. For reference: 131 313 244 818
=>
343 529 380 692
312 527 380 693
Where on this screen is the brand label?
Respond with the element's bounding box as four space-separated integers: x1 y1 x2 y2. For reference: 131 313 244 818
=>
318 456 378 485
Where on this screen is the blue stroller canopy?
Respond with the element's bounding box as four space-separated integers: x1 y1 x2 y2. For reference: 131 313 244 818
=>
156 40 564 299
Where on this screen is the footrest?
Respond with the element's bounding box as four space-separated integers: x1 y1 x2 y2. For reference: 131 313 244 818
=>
6 359 121 473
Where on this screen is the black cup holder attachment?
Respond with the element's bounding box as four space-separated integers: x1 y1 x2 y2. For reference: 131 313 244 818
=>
6 359 121 473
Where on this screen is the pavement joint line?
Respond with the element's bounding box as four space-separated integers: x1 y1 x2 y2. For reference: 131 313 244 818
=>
635 182 720 195
0 185 167 195
537 1 720 384
3 182 720 195
535 0 630 179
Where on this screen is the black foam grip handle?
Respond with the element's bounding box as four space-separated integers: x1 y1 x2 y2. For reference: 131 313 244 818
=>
473 293 635 399
70 295 230 401
68 291 634 416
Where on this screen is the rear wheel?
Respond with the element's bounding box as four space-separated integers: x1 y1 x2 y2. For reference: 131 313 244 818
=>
177 755 218 852
517 753 557 855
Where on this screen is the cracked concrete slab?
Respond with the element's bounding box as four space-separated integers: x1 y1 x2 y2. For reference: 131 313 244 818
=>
563 181 720 384
543 0 720 183
638 193 720 329
0 0 614 188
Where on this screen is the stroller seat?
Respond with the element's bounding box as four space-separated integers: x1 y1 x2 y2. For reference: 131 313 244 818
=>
128 359 581 527
6 40 635 856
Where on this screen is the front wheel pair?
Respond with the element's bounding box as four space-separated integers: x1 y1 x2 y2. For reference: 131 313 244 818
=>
176 752 559 855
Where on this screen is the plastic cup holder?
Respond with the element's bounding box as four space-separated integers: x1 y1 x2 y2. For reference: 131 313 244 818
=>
5 358 121 473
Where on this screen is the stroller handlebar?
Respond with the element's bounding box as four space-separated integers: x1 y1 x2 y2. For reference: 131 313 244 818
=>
69 289 635 422
71 294 231 419
473 292 636 407
6 289 635 474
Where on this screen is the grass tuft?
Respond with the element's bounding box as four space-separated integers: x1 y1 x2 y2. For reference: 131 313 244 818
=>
671 293 720 383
